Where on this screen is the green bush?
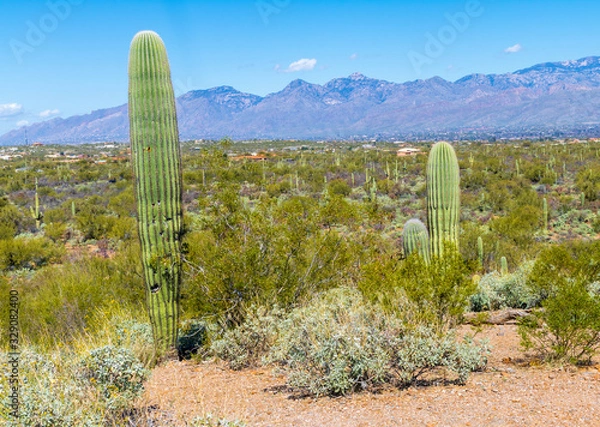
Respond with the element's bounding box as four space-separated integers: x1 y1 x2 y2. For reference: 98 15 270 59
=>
0 350 101 426
518 281 600 364
0 236 64 271
361 248 476 328
518 241 600 364
470 261 537 311
268 288 487 397
211 305 285 370
183 193 363 327
80 346 148 410
0 244 144 348
0 347 146 426
327 178 351 197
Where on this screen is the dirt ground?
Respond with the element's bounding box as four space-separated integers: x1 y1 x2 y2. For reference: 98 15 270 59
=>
141 324 600 426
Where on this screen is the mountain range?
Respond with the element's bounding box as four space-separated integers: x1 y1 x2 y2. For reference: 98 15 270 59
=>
4 56 600 144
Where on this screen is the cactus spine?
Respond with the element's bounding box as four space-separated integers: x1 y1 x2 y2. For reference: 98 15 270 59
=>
426 141 460 257
402 219 430 263
129 30 183 358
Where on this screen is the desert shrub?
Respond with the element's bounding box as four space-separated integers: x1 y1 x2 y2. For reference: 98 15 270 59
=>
183 192 363 327
0 350 101 426
80 346 148 410
268 288 488 397
0 236 64 271
44 221 68 242
327 178 351 197
0 245 144 348
109 317 155 367
211 305 285 370
0 204 21 239
527 240 600 300
518 281 600 364
470 261 537 311
361 248 476 328
576 166 600 202
0 347 145 426
518 241 600 364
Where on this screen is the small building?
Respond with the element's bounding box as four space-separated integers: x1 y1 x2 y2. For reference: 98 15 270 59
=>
397 147 421 157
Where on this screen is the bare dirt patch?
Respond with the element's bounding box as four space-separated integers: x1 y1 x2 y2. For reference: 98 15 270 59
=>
141 324 600 426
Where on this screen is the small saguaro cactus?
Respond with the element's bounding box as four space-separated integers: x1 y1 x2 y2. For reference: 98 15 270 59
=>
129 30 183 359
30 178 43 229
542 197 548 233
477 236 484 267
500 256 508 276
426 141 460 257
402 219 430 263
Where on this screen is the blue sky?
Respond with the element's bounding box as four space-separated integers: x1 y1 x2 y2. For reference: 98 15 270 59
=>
1 0 599 136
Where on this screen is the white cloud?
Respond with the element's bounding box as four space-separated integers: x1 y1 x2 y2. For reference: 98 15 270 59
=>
16 120 29 127
39 109 60 118
282 58 317 73
504 43 522 54
350 53 358 60
0 103 23 118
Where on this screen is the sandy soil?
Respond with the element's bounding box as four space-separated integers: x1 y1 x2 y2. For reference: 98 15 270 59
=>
141 324 600 426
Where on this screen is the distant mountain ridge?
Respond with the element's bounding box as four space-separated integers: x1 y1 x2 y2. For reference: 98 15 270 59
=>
4 56 600 144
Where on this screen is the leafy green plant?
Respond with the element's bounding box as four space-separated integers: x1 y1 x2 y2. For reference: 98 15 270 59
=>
518 281 600 364
518 240 600 364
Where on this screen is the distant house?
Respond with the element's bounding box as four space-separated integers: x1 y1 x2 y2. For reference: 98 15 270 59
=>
32 142 44 146
397 147 421 157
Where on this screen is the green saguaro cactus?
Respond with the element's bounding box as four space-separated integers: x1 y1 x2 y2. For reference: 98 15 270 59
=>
426 141 460 257
542 197 548 233
30 178 43 229
402 219 430 263
129 30 183 359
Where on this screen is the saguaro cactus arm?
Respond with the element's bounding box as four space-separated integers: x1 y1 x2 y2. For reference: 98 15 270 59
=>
129 30 183 359
402 218 430 264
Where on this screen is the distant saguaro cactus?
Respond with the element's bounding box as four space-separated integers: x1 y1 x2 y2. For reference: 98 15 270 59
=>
402 219 430 263
426 141 460 257
542 197 548 233
500 256 508 276
30 178 43 229
129 30 183 359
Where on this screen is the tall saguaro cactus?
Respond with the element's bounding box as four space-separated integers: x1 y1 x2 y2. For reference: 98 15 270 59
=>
128 31 183 358
426 141 460 257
